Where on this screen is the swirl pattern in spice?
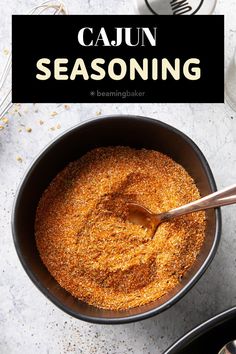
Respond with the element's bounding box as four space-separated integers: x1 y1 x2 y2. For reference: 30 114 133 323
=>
35 146 205 310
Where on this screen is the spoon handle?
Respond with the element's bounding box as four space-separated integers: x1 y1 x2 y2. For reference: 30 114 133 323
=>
163 184 236 220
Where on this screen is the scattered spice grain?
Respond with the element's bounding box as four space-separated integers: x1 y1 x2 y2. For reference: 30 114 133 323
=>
35 147 205 310
16 156 23 163
1 117 8 124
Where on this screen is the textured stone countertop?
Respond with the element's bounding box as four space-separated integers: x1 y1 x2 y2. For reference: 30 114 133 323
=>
0 0 236 353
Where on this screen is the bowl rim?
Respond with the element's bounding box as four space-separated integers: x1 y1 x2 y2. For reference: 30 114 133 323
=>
11 114 222 324
164 306 236 353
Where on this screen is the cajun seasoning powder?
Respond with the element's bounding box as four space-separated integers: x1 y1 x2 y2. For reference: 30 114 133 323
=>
35 147 205 310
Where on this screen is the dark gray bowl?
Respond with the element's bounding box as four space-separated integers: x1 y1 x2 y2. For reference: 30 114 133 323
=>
164 307 236 353
12 115 221 324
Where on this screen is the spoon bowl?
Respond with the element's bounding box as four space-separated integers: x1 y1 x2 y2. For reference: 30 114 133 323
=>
126 202 159 234
219 340 236 354
127 184 236 237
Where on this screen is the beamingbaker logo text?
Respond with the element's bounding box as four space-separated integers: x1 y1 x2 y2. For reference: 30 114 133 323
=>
143 0 212 15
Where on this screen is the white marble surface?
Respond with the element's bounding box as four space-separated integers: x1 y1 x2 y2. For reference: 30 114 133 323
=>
0 0 236 353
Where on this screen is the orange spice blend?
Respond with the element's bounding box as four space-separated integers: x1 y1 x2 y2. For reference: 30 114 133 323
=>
35 146 205 310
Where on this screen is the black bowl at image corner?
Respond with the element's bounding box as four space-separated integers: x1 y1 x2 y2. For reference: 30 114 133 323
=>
164 307 236 354
11 115 221 324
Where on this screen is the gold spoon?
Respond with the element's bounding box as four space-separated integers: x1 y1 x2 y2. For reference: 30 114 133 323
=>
218 340 236 354
127 184 236 237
